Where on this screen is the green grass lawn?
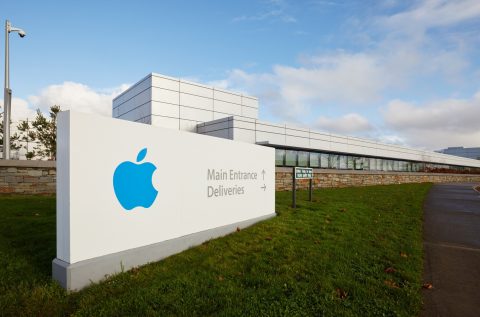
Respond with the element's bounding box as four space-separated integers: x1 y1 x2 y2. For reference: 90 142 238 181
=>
0 183 430 316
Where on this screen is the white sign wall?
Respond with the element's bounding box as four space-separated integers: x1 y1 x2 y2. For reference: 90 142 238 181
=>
54 111 275 290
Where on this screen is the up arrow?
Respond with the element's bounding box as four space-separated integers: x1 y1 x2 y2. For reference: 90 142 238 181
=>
261 169 266 180
261 184 266 191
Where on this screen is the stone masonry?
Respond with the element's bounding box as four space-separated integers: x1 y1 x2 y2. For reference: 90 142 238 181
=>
276 167 480 191
1 162 479 195
0 160 56 194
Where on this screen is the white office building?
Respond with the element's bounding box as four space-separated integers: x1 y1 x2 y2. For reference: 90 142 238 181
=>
436 147 480 161
113 73 480 173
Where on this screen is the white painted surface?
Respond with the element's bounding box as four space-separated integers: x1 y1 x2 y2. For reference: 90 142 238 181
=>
197 116 480 168
113 73 258 129
57 111 275 264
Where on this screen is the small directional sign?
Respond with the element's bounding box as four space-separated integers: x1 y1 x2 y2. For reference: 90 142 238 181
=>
294 167 313 179
261 184 266 191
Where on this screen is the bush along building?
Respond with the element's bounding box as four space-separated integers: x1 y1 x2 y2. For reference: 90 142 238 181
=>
113 73 480 191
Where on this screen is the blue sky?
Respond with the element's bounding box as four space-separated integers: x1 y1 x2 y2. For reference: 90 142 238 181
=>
2 0 480 150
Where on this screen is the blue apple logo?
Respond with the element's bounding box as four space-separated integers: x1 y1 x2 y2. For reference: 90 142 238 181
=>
113 148 158 211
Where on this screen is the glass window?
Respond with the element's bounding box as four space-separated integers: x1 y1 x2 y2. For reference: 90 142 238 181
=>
354 157 363 170
370 158 377 171
329 154 339 169
362 157 370 170
412 162 419 172
275 149 285 166
339 155 347 169
378 159 384 171
393 160 399 171
347 156 354 169
310 152 320 168
320 153 329 168
420 163 426 172
298 151 309 167
388 160 394 171
285 150 297 166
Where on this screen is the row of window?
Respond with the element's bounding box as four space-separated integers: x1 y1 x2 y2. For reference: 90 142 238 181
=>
275 149 480 173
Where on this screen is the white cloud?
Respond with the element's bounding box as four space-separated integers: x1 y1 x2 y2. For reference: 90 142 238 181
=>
28 81 129 117
382 0 480 32
216 52 389 122
276 52 387 104
0 97 36 122
382 92 480 149
315 113 374 134
1 82 129 127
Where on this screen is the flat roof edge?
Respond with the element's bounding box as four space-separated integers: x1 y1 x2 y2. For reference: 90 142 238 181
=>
112 73 153 102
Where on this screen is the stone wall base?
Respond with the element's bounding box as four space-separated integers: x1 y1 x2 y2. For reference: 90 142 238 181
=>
2 162 480 195
0 160 56 194
276 167 480 191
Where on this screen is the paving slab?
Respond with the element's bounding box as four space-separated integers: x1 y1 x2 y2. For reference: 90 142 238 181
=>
422 183 480 317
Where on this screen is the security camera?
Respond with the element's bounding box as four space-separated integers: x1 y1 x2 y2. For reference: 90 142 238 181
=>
8 24 26 38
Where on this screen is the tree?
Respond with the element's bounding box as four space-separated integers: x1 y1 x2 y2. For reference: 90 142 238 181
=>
30 105 61 160
11 119 36 160
0 107 22 155
1 105 61 160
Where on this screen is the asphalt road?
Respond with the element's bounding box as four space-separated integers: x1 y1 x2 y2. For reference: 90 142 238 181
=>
422 183 480 317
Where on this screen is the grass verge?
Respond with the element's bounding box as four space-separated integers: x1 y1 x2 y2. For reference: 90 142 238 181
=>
0 183 430 316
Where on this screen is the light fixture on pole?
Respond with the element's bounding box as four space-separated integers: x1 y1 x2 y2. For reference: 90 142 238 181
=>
3 20 26 160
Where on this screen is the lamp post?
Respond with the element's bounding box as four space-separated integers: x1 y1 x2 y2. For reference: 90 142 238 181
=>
3 20 26 160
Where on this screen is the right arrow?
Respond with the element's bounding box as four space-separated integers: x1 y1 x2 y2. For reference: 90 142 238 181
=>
261 184 266 191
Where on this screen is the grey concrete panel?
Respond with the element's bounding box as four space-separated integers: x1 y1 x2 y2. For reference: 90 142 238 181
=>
52 213 276 291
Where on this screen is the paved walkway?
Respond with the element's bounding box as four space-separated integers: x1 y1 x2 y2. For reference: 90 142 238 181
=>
422 183 480 317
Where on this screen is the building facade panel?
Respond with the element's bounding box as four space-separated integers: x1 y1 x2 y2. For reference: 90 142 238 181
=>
214 100 242 116
232 128 255 143
180 93 213 111
152 87 179 105
113 73 480 171
179 106 213 122
117 103 151 123
232 117 255 130
285 126 309 138
256 131 286 145
242 106 258 119
256 121 285 135
179 119 198 132
180 81 213 99
198 120 230 134
113 75 151 108
214 89 242 104
116 89 151 118
241 96 258 108
151 115 179 130
285 135 310 148
152 74 180 91
151 101 180 118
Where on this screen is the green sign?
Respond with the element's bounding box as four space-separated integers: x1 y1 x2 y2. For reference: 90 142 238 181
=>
295 167 313 179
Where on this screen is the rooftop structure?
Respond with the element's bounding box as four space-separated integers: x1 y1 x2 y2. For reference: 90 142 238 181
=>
436 147 480 161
